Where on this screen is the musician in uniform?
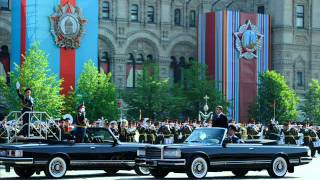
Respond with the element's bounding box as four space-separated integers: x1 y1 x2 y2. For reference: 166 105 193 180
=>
181 121 192 142
146 119 156 144
75 103 86 143
16 82 34 137
110 121 119 138
127 120 136 142
283 122 298 145
301 123 318 157
119 119 128 142
137 119 146 143
264 119 280 140
246 119 259 139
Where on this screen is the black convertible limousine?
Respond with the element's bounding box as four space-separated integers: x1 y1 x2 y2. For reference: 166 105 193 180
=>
136 127 312 179
0 127 149 179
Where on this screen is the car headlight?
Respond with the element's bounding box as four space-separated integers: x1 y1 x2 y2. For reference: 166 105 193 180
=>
137 148 146 157
7 150 23 157
164 148 181 159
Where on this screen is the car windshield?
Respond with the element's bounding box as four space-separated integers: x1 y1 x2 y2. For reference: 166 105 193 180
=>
86 128 114 143
184 128 226 145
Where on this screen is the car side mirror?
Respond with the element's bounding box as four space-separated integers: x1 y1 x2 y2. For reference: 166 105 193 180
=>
112 138 118 146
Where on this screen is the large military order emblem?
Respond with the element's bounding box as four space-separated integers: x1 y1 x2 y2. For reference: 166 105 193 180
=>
234 20 263 60
49 3 87 49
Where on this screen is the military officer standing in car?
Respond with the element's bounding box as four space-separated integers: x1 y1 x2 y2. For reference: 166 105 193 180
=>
16 82 34 137
75 103 86 143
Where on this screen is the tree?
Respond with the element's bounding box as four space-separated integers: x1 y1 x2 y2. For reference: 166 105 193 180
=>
0 43 63 117
77 60 119 122
177 61 228 119
123 63 186 121
303 79 320 125
61 87 77 118
249 71 299 124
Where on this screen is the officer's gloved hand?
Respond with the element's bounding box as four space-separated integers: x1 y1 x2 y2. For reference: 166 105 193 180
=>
16 81 20 90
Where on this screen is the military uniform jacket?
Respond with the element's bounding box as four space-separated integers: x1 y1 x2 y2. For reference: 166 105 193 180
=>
17 90 34 112
76 112 86 128
212 113 228 128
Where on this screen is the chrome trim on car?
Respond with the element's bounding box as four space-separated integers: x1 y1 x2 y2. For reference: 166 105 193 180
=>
70 160 135 166
300 157 312 164
136 158 186 166
289 159 300 164
0 157 33 165
210 160 271 166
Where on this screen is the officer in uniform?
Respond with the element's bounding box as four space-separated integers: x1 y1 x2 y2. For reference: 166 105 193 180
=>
224 124 244 144
75 103 86 143
16 82 34 137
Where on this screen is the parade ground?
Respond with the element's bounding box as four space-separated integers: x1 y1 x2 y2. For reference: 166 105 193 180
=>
0 155 319 180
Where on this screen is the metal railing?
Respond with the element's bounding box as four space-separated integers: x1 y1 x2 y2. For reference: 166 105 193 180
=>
2 111 61 143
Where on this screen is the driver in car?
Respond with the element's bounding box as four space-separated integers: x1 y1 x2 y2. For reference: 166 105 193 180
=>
224 124 244 144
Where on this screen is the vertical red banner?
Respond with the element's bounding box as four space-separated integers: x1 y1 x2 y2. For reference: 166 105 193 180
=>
238 13 258 122
60 0 76 95
205 13 216 80
20 0 26 65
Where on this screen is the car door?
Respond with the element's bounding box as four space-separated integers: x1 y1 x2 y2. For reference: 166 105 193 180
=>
209 144 265 169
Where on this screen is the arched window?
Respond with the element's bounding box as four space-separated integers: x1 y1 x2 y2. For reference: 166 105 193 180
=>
189 10 196 27
102 1 110 19
131 4 139 22
147 6 155 23
137 54 144 62
174 9 181 25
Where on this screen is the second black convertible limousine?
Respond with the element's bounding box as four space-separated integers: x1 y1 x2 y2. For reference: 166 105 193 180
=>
0 127 149 179
136 127 312 179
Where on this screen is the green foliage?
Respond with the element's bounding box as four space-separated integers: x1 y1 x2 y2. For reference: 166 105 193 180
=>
303 79 320 125
61 87 77 118
123 63 184 120
0 43 63 117
249 71 299 124
177 61 229 119
77 60 119 122
123 61 228 121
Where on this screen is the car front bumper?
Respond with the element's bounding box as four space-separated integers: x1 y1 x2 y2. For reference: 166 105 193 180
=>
289 156 312 165
0 157 33 165
136 158 186 167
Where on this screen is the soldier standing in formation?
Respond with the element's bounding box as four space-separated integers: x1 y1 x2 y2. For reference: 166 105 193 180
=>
127 121 136 142
110 121 119 138
283 122 299 145
137 119 146 143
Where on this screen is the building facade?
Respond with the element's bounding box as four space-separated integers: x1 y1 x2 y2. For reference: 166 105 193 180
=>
1 0 320 97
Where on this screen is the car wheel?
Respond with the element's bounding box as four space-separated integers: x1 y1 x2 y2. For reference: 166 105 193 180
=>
44 156 68 179
267 156 288 178
232 170 248 177
150 169 169 178
14 167 35 178
134 166 150 175
187 156 208 179
104 169 119 175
